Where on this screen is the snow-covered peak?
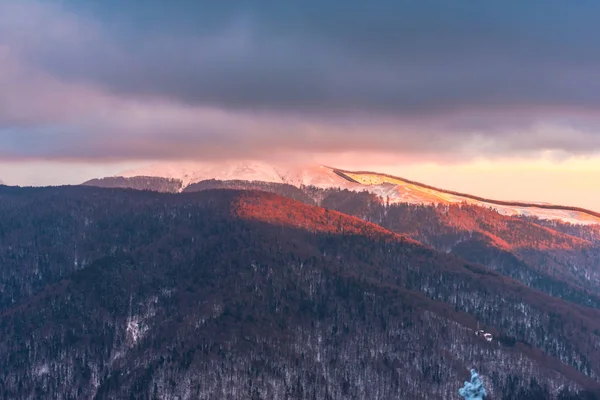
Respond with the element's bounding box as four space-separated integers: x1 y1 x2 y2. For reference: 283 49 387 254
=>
278 165 355 188
120 161 281 187
118 161 352 189
115 161 600 225
337 170 600 225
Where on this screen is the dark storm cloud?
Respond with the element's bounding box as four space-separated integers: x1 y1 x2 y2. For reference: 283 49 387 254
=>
21 0 600 113
2 0 600 160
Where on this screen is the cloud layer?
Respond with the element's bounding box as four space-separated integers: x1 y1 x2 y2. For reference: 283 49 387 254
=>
2 0 600 161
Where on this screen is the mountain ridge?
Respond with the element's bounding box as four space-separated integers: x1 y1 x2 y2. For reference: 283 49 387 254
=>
333 167 600 221
83 161 600 225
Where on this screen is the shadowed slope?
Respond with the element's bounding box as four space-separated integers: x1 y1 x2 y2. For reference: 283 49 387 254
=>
0 187 600 398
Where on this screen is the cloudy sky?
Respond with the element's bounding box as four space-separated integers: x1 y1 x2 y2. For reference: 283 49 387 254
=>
1 0 599 209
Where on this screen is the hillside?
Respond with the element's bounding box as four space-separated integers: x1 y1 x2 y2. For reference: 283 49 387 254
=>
334 168 600 225
82 176 184 193
0 186 599 399
185 181 600 311
85 161 600 226
319 189 600 309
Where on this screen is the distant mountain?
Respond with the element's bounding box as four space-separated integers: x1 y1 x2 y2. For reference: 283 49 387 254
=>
83 162 600 314
85 160 600 225
116 161 345 188
0 186 599 399
83 176 183 193
184 179 317 205
334 168 600 225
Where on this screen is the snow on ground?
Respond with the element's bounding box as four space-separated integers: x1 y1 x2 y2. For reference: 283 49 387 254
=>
117 162 600 225
120 161 356 189
120 161 284 187
341 171 600 225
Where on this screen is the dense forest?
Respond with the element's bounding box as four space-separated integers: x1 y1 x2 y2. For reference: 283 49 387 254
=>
317 188 600 309
83 177 184 193
181 181 600 310
0 186 599 399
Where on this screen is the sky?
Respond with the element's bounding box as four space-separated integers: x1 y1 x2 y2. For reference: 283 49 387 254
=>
1 0 599 210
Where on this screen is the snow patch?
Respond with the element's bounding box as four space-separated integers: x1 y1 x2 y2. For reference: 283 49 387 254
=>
34 363 50 377
118 161 353 189
126 315 148 345
116 161 600 225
